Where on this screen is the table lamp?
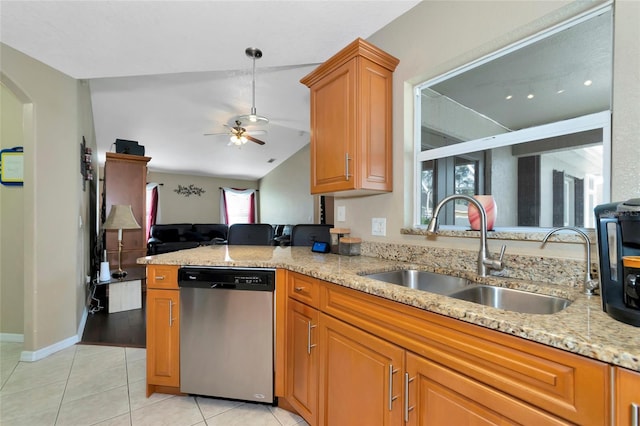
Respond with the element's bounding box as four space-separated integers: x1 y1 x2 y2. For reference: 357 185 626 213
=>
103 204 141 279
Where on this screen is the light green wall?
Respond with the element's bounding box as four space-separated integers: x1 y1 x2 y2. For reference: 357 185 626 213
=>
147 171 258 224
260 144 316 225
0 83 25 335
0 43 96 356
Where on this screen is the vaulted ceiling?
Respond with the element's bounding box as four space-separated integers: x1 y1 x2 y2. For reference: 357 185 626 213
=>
1 0 421 180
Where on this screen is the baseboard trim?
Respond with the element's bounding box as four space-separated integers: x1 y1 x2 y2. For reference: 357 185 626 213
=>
0 333 25 343
18 307 90 362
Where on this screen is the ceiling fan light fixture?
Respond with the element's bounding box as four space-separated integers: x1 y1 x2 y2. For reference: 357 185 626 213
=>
230 134 248 145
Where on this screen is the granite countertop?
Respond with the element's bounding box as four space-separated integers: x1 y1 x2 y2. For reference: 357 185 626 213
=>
138 245 640 372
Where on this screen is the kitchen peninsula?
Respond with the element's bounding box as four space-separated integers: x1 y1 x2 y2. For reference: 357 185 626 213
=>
138 244 640 425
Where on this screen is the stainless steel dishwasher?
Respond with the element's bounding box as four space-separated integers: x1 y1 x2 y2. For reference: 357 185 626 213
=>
178 266 276 403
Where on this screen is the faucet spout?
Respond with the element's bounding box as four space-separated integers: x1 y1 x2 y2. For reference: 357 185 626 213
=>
428 194 505 277
541 226 598 295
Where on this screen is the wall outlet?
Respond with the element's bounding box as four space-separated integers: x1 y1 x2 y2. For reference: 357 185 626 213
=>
337 206 346 222
372 218 386 236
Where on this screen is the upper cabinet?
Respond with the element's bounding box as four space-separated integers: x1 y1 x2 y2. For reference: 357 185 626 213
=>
301 38 399 195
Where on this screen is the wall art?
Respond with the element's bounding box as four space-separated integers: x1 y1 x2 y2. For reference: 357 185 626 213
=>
174 184 206 197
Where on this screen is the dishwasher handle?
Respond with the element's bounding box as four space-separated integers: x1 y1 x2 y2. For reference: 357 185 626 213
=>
178 274 237 289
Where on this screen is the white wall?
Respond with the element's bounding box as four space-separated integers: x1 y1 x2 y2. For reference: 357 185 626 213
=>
611 0 640 200
259 144 316 225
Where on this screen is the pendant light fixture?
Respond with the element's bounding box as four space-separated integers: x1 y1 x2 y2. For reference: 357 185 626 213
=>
238 47 269 125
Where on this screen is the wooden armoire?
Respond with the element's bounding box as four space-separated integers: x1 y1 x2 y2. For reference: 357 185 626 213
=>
104 152 151 269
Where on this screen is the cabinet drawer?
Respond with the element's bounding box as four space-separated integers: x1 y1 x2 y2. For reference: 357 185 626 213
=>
288 272 319 307
147 265 179 289
320 281 609 425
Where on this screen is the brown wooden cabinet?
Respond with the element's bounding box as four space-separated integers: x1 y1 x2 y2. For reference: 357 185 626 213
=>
615 367 640 426
319 281 609 426
405 352 570 425
319 312 404 426
104 152 151 268
282 275 611 425
146 265 181 397
301 38 398 195
285 272 320 425
287 298 319 424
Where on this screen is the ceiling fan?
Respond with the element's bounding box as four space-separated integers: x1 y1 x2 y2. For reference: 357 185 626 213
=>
204 46 269 145
205 120 266 146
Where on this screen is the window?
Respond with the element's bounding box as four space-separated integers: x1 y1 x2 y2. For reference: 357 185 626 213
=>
220 187 257 225
414 5 612 229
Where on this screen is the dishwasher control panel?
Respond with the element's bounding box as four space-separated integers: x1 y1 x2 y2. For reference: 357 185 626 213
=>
178 267 275 291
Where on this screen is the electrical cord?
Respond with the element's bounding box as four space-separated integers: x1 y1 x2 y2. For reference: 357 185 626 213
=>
88 278 104 314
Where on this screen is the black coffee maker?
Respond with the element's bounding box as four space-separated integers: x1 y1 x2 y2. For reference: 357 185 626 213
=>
594 199 640 326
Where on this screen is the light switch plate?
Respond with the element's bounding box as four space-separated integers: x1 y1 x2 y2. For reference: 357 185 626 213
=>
372 218 386 236
337 206 346 222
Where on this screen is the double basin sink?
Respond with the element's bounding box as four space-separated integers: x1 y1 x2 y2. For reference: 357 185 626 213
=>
363 269 571 314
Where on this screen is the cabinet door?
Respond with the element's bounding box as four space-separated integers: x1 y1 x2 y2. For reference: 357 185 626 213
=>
356 57 393 192
616 367 640 426
146 289 180 390
319 312 404 426
286 299 319 425
310 59 357 193
405 352 569 426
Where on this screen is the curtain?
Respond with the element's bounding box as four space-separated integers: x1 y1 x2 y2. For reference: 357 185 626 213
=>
146 185 159 240
220 187 257 225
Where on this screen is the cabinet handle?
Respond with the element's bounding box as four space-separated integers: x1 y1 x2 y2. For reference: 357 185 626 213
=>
632 402 639 426
169 301 174 327
388 364 400 411
345 153 351 181
307 322 317 354
294 286 304 292
404 372 415 422
155 275 165 280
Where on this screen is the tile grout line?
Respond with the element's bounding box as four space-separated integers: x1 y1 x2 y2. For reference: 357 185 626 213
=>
125 348 134 426
54 345 78 425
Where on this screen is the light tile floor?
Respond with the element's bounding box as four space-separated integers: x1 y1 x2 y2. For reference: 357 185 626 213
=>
0 342 309 426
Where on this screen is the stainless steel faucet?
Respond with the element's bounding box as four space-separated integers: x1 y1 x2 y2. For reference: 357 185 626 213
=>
427 194 506 277
541 226 598 296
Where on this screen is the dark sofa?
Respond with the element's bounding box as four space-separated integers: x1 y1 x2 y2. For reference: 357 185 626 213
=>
147 223 228 255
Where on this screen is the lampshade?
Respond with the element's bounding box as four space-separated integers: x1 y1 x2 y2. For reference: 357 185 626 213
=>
103 205 141 230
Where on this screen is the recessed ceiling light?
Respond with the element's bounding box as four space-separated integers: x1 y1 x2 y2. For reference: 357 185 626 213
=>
527 93 535 99
556 89 565 94
584 79 593 86
505 95 513 100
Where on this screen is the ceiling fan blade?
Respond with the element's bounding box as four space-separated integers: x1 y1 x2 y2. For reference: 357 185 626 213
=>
246 134 266 145
204 132 229 136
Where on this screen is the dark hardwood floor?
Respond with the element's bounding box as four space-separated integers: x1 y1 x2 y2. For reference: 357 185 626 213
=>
81 293 146 348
